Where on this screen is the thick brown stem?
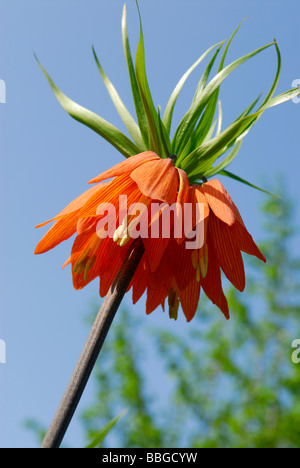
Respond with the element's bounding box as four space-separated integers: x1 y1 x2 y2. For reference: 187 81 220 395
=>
41 239 144 448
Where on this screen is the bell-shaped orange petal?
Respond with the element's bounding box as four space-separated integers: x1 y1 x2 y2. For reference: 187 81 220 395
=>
146 286 167 315
231 221 266 263
172 242 195 291
143 235 170 273
209 213 245 292
35 215 77 254
76 217 97 235
89 151 159 184
174 169 190 243
202 179 238 226
98 239 132 296
35 183 106 228
129 254 148 304
179 278 201 322
177 168 190 206
147 246 174 292
182 185 209 246
130 158 179 204
201 240 230 319
77 173 137 219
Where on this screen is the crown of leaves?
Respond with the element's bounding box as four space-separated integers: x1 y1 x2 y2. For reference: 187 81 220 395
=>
35 1 300 197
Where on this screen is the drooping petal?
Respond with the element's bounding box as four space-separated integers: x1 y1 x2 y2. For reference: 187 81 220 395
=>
89 151 159 184
99 258 122 297
182 185 210 248
71 224 122 290
143 235 170 273
209 213 245 292
143 199 177 272
76 217 97 235
147 245 174 292
62 256 71 269
77 173 137 219
99 239 132 296
201 239 230 319
179 278 201 322
70 228 100 289
35 214 78 254
35 183 106 228
174 168 190 243
177 168 190 206
129 253 148 304
231 221 266 263
35 184 108 254
168 239 195 291
202 179 238 226
190 186 210 222
146 286 167 315
130 158 179 204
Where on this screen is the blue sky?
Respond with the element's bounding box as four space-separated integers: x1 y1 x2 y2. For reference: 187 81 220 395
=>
0 0 299 448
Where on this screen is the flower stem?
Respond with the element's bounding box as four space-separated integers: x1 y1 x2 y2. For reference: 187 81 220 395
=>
40 239 145 448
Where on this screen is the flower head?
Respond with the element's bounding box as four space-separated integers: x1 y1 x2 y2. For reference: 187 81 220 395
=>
35 152 186 294
36 152 265 322
35 2 299 322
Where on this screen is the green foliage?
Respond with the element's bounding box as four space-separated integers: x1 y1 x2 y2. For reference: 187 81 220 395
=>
81 188 300 448
86 410 127 448
35 1 300 189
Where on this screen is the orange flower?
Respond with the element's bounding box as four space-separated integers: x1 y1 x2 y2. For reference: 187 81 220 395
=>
35 152 265 322
124 177 266 322
181 179 266 321
35 151 188 295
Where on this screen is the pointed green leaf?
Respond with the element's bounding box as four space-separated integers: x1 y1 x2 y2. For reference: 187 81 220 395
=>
259 86 300 111
219 170 280 198
203 139 243 178
194 21 246 149
134 0 162 155
181 82 300 178
185 93 219 155
85 410 127 449
173 41 275 156
259 40 281 110
162 41 224 136
158 106 172 157
185 49 224 151
122 4 149 148
202 118 218 144
234 92 263 121
174 20 247 156
181 112 257 176
216 99 223 136
188 42 282 171
232 41 282 142
234 85 300 147
194 19 247 103
35 54 142 158
92 46 145 149
174 44 223 155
